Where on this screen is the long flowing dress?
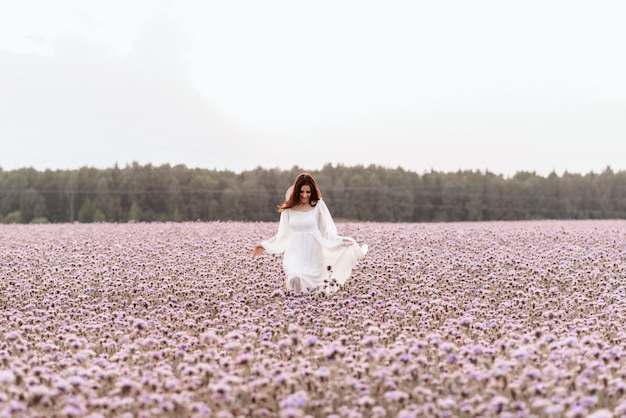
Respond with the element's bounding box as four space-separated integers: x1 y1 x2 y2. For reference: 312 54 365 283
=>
261 199 367 293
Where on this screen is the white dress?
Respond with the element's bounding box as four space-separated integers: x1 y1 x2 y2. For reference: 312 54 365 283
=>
261 199 367 293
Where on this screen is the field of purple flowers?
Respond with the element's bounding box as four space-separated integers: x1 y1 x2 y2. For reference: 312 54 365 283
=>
1 220 626 417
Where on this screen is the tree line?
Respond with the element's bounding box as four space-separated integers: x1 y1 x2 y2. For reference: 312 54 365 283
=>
1 162 625 224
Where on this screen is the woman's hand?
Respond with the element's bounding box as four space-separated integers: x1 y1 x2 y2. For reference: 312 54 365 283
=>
252 244 265 258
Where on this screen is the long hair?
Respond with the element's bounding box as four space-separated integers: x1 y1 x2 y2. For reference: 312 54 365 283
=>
278 173 322 212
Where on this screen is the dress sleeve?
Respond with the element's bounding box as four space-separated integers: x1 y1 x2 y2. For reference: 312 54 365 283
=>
261 210 290 254
317 199 341 242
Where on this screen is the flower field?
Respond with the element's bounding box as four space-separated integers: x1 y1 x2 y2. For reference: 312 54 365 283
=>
1 220 626 417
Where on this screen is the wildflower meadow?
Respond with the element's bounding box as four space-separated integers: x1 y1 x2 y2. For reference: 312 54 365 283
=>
1 220 626 417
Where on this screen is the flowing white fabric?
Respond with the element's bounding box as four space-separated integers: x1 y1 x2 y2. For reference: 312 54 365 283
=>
261 199 367 293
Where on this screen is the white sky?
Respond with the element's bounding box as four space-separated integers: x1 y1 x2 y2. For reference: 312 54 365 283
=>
1 0 625 177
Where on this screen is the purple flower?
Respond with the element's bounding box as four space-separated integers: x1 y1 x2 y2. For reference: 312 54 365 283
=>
0 370 16 384
4 331 19 341
280 391 309 408
384 390 409 402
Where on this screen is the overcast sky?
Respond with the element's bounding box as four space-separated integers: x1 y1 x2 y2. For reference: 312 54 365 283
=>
1 0 625 177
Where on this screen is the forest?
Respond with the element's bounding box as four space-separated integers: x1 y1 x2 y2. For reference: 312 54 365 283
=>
1 163 625 224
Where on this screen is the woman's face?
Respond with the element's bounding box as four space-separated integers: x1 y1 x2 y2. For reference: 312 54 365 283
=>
299 184 311 205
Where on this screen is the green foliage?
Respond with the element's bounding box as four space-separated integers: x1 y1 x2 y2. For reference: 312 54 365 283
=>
31 217 49 224
3 210 22 224
0 163 625 223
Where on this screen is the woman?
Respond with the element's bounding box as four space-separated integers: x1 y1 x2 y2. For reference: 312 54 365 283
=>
252 173 367 294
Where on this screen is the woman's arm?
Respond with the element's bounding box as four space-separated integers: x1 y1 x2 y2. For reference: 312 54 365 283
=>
252 210 290 256
317 199 340 241
318 199 356 246
252 244 265 257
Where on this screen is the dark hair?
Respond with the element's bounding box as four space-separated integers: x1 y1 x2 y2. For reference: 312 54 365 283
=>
278 173 322 212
